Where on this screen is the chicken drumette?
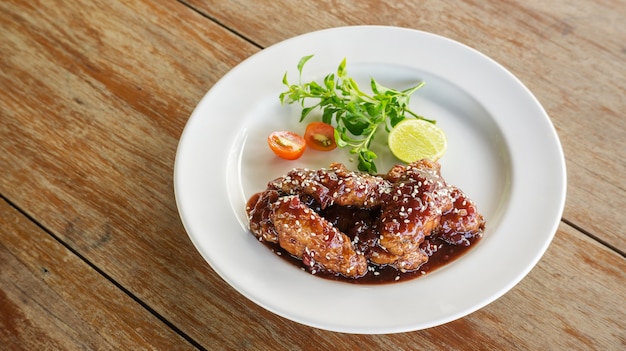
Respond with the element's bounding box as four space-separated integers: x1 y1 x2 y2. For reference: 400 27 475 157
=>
246 159 485 279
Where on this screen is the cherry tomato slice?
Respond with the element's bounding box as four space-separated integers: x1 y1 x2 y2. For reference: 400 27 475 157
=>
267 131 306 160
304 122 337 151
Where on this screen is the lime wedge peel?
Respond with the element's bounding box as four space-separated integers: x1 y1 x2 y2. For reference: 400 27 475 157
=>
388 119 447 163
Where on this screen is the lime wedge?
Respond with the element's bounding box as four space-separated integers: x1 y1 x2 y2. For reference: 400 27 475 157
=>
388 119 447 163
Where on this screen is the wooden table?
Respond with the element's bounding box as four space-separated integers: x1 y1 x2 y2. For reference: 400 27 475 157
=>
1 0 624 349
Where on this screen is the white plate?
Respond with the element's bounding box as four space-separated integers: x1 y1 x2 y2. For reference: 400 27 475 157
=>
174 26 566 334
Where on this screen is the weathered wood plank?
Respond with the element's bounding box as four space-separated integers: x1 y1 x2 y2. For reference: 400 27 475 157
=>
5 198 620 350
183 0 626 252
0 199 197 350
0 0 261 347
0 0 624 350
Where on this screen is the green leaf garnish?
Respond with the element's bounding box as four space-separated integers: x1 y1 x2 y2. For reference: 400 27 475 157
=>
280 55 433 173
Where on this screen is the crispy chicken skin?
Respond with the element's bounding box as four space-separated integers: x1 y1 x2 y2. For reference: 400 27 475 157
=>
374 159 454 271
246 159 485 279
271 195 368 277
432 186 485 246
268 162 390 209
246 190 280 243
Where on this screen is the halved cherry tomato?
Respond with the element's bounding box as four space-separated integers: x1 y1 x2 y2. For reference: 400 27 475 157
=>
267 131 306 160
304 122 337 151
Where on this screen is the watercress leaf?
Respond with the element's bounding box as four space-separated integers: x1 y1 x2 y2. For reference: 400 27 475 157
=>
357 150 377 173
282 72 289 86
344 122 367 136
334 129 348 147
322 107 336 124
324 73 336 90
389 111 404 128
297 55 315 74
342 112 370 135
402 81 425 95
308 81 325 95
364 149 377 161
370 78 380 95
337 57 347 78
366 103 382 120
300 106 315 121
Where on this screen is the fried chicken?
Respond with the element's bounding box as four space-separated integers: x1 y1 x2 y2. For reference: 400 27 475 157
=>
267 162 390 209
373 159 454 270
432 186 485 246
271 195 368 277
246 159 485 280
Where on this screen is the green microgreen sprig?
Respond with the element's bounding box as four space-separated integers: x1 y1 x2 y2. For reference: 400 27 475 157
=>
279 55 432 173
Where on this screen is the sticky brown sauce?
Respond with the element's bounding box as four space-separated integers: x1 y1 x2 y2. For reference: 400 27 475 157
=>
261 203 481 285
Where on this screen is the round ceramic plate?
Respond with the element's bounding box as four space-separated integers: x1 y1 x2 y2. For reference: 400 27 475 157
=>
174 26 566 334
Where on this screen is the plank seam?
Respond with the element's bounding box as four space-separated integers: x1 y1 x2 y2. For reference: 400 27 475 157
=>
0 194 208 351
177 0 264 49
562 218 626 258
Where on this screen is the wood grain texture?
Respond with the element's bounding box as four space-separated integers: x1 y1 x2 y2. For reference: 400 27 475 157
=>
0 0 261 347
6 197 620 350
0 199 196 350
1 0 625 349
184 0 626 252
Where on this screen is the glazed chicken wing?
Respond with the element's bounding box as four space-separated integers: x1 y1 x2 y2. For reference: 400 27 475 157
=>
271 195 368 278
268 163 390 209
432 186 485 246
246 159 485 281
246 190 280 243
374 159 454 271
